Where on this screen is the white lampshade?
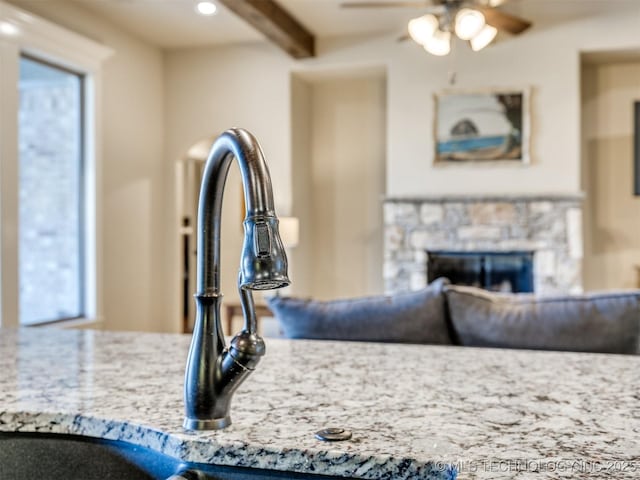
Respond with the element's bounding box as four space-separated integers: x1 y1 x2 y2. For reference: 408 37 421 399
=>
424 29 451 56
408 14 439 45
278 217 299 249
454 8 485 40
470 24 498 51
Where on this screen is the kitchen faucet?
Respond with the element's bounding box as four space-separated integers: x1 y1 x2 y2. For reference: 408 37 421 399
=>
183 128 290 431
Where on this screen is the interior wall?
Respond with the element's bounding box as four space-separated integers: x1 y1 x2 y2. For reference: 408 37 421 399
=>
581 60 640 290
289 76 313 297
164 44 293 313
162 4 640 305
310 3 640 197
6 0 167 331
307 75 386 299
164 44 293 213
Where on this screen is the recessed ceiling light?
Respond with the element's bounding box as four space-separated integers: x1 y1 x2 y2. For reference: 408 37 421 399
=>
196 1 217 16
0 21 20 36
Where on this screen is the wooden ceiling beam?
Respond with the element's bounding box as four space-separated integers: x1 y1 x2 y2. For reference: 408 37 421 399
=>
218 0 315 59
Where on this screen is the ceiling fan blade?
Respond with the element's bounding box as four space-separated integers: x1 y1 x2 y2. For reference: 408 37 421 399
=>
340 1 432 8
479 7 532 35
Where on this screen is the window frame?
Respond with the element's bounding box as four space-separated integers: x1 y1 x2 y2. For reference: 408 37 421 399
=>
0 1 112 328
18 54 87 325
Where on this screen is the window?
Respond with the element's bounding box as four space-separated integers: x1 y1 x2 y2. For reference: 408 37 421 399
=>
0 2 111 328
18 56 84 325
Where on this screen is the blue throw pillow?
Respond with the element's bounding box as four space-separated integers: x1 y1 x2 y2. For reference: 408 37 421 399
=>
445 285 640 354
267 278 452 344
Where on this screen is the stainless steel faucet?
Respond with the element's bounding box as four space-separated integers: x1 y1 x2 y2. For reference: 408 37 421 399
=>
183 128 290 431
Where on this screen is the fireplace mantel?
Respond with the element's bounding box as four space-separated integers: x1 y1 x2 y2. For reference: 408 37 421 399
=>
383 193 584 295
384 192 585 203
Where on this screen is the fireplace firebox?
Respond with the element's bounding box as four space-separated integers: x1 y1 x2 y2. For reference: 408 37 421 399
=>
427 250 534 293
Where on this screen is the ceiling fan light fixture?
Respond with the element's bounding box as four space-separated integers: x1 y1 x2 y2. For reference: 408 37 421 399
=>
424 29 451 56
407 14 438 46
455 8 485 40
470 24 498 51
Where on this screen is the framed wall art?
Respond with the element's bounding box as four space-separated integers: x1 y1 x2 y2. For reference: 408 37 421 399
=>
434 88 530 164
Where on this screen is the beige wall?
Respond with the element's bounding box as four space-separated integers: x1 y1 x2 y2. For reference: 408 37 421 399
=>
305 75 386 299
309 4 640 197
582 61 640 290
162 5 640 309
289 76 313 297
7 0 168 331
164 48 386 305
164 44 293 213
164 45 293 314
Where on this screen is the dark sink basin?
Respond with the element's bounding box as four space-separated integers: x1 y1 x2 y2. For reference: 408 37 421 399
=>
0 432 359 480
0 432 175 479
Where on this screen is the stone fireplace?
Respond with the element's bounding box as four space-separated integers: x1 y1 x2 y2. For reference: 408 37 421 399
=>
383 194 584 295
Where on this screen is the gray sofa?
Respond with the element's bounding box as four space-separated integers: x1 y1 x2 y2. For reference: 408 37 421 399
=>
267 278 640 355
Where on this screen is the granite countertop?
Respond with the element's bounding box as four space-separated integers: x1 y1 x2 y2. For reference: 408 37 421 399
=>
0 328 639 479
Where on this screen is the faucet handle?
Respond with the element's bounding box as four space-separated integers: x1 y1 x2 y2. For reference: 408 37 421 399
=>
228 330 266 371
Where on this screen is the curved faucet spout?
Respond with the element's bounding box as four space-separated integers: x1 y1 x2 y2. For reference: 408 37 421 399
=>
183 128 290 431
196 128 289 296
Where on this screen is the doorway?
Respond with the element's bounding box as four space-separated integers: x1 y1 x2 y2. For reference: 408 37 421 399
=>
581 53 640 289
174 138 244 333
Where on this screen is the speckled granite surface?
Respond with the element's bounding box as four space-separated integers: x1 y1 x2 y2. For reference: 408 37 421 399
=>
0 328 638 479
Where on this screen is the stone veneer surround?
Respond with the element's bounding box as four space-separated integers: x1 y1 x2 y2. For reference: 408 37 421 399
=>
383 194 584 295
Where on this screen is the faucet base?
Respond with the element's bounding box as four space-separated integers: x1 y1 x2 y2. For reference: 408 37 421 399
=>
183 416 231 431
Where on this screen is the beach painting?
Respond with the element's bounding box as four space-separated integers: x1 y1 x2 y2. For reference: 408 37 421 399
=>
434 89 529 164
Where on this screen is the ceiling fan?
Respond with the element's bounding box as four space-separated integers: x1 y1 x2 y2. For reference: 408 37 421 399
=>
340 0 532 56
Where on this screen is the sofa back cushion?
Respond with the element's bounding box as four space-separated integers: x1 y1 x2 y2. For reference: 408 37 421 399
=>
267 278 452 344
445 285 640 354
